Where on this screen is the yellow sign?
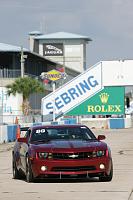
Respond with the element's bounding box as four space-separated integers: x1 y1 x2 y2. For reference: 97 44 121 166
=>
41 70 64 81
99 93 109 104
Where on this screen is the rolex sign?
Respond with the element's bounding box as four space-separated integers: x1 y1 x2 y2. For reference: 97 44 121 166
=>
66 87 125 115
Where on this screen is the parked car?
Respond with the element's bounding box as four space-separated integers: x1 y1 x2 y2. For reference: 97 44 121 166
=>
12 124 113 182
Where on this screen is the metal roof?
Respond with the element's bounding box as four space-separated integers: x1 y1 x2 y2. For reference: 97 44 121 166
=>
34 32 92 41
0 42 67 67
0 43 28 52
29 31 42 36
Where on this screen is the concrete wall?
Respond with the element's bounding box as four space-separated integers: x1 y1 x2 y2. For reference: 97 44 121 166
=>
0 125 17 143
0 116 132 143
81 117 132 129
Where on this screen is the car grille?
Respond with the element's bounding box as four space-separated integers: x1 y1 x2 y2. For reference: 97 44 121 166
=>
52 166 96 172
52 152 95 160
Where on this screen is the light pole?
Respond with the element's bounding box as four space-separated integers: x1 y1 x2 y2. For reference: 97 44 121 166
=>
0 87 4 124
0 68 4 124
21 46 24 78
52 81 56 122
20 46 27 78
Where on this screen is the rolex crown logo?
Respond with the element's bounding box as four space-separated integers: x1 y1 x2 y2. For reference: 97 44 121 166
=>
99 93 109 104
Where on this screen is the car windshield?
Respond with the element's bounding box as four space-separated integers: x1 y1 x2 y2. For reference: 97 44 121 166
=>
30 126 96 142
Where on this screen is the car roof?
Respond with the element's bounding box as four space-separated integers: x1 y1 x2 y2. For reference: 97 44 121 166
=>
20 127 29 131
31 124 87 130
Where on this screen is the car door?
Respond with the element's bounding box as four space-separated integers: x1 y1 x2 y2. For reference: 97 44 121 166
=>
19 129 31 172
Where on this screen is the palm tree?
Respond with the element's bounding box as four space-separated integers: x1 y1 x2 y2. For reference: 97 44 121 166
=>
6 77 45 115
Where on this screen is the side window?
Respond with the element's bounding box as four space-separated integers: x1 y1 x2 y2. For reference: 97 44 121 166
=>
81 127 96 139
25 129 31 138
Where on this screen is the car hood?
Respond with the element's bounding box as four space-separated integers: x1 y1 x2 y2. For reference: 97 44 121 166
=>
30 140 107 152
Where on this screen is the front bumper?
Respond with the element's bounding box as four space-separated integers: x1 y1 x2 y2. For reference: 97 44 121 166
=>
31 157 112 178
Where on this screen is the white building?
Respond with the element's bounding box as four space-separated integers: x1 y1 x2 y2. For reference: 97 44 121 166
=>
29 31 92 73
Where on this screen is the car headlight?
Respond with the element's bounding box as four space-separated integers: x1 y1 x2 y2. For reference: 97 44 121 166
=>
37 152 53 159
38 152 48 159
91 151 105 158
92 151 97 157
96 150 105 157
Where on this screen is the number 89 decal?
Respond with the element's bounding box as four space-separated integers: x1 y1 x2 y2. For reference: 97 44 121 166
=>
36 129 46 133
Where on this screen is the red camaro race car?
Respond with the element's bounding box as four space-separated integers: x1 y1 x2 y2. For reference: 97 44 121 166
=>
12 124 113 182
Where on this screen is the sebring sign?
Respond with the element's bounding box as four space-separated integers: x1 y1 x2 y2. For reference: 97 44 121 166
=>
41 64 103 116
66 87 125 115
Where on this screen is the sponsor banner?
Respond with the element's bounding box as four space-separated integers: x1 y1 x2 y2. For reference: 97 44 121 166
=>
43 43 63 56
41 64 103 116
0 87 23 115
66 87 125 116
41 69 66 81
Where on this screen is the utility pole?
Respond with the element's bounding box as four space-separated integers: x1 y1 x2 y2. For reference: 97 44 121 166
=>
52 81 56 122
0 79 3 124
20 46 28 78
21 46 25 78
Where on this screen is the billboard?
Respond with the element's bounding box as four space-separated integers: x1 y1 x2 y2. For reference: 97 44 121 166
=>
41 64 103 116
0 87 23 115
43 43 63 56
66 87 125 115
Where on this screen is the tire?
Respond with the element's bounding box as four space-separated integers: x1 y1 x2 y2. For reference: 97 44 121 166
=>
12 156 21 179
26 156 34 183
99 164 113 182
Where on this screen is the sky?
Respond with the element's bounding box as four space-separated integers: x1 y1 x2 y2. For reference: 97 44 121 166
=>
0 0 133 67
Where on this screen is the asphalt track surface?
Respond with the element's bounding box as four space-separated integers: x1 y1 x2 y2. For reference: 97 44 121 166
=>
1 128 133 200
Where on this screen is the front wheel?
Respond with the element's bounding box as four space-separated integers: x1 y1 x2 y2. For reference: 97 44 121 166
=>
12 157 21 179
99 164 113 182
26 156 34 183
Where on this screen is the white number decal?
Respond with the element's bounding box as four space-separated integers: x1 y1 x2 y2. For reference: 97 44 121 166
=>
36 129 46 133
40 129 46 133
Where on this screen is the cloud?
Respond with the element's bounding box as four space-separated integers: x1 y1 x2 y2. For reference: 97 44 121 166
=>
0 0 133 65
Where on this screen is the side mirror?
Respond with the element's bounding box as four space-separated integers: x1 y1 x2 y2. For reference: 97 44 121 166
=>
97 135 106 141
17 137 28 143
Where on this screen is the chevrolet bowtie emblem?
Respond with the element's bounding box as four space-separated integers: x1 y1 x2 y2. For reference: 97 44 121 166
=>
69 154 78 158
